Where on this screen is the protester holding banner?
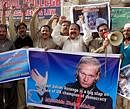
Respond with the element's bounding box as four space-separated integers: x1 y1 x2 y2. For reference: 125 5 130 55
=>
5 4 34 109
31 56 113 109
51 15 92 52
0 23 17 109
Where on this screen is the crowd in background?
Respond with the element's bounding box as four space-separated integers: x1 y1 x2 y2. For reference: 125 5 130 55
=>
0 1 130 109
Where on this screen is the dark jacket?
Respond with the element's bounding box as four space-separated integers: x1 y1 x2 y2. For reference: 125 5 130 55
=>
14 34 33 49
40 81 113 109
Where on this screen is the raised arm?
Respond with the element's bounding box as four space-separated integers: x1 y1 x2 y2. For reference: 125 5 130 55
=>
51 16 68 47
79 15 92 45
30 7 41 42
8 6 17 41
20 3 28 23
46 14 59 29
1 2 7 24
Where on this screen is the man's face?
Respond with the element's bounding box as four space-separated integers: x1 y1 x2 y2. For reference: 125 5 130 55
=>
61 22 70 35
123 27 130 39
17 25 27 37
87 12 98 30
98 25 109 39
0 27 7 40
69 24 80 39
78 63 99 89
40 26 51 39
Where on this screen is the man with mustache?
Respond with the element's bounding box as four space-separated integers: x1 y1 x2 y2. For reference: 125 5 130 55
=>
0 24 17 109
52 15 92 52
117 23 130 109
30 7 58 50
120 23 130 68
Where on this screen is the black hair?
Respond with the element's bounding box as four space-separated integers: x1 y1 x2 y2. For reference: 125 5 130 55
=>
70 23 80 31
15 22 27 31
0 24 7 31
39 25 52 32
61 20 71 26
97 23 108 32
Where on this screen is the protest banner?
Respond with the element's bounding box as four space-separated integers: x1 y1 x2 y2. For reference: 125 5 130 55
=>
111 7 130 31
26 49 121 109
0 49 30 83
118 64 130 100
70 2 110 33
0 0 61 19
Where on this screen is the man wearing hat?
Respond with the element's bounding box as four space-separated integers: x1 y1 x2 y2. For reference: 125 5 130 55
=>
120 23 130 68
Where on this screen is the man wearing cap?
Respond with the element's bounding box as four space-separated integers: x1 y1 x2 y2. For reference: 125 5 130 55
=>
120 23 130 68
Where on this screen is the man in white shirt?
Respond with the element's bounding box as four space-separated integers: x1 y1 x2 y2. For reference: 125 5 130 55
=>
51 15 92 52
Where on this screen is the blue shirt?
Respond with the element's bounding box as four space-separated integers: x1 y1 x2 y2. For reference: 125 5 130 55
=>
120 43 130 68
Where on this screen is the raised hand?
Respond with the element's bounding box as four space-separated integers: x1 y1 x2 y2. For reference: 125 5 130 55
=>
102 38 109 49
2 2 8 12
58 16 67 25
49 14 59 21
20 3 28 13
10 5 16 14
32 7 42 16
78 15 85 24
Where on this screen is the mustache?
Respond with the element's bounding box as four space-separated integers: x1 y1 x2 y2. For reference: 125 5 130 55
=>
63 27 68 30
70 32 77 34
41 33 47 36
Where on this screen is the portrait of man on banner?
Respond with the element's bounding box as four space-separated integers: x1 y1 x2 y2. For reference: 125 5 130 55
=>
71 2 110 33
26 50 120 109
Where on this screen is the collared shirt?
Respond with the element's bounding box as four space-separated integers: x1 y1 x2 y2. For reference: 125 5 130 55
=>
51 23 92 52
0 38 15 52
62 36 87 52
36 37 58 50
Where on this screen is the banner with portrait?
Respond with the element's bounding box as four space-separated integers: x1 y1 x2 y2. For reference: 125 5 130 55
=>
70 2 110 33
0 49 30 83
26 49 121 109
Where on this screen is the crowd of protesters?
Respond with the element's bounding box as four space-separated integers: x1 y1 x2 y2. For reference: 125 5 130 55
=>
0 1 130 109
